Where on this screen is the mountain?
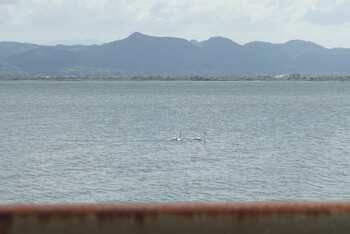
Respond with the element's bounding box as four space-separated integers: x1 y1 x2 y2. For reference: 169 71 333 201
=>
0 42 40 61
1 32 350 78
83 32 201 75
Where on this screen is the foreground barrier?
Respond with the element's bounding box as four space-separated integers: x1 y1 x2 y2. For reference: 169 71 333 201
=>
1 203 350 234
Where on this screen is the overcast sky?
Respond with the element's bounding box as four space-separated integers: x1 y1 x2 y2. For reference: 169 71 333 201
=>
0 0 349 48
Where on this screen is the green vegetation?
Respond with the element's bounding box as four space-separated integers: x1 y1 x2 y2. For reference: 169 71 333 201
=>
1 75 350 81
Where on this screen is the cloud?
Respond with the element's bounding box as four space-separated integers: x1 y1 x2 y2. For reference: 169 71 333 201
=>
0 0 349 47
302 0 350 25
0 0 20 5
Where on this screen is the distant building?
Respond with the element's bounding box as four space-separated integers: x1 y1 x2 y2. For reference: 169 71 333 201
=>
274 74 290 79
274 74 301 79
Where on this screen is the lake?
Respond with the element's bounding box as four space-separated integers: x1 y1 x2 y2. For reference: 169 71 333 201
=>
1 81 350 203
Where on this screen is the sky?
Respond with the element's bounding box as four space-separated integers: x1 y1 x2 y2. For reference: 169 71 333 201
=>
0 0 350 48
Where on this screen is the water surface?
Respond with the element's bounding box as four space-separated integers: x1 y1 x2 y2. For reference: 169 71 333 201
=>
1 81 350 203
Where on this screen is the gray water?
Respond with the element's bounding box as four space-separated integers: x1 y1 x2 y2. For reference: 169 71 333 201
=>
1 81 350 203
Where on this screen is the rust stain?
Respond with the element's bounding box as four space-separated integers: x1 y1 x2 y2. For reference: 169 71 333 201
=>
0 202 350 230
1 203 349 214
95 207 162 226
1 203 350 214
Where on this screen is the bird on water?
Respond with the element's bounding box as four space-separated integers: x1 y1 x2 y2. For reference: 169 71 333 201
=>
170 129 184 141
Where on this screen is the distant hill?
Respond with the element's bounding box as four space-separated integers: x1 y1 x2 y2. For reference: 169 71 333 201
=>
1 32 350 78
0 42 40 61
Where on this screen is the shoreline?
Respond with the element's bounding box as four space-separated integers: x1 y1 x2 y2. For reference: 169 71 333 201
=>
1 76 350 82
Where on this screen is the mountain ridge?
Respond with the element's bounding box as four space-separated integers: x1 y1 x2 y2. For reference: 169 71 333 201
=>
1 32 350 78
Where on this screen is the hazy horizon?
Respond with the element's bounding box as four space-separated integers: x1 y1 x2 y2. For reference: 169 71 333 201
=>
0 31 346 50
0 0 350 48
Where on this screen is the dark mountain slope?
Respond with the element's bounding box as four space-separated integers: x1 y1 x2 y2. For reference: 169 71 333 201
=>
2 32 350 78
85 32 200 75
0 42 40 61
5 47 81 75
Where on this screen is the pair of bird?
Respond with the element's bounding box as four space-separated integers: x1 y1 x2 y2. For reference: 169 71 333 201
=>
171 129 207 142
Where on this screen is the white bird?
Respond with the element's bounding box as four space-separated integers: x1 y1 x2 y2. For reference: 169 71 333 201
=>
170 129 184 141
192 132 207 142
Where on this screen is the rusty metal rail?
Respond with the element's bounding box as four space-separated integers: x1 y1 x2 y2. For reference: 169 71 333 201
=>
1 202 350 234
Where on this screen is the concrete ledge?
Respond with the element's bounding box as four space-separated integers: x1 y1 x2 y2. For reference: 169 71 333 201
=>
1 203 350 234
